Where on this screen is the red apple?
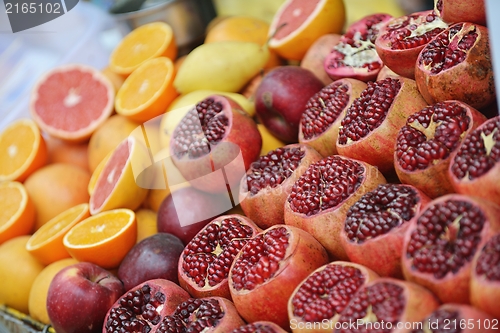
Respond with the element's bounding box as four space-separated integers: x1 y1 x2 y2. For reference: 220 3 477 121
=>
254 66 324 143
46 262 124 333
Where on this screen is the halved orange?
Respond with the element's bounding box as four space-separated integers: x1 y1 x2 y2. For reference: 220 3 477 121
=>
109 22 177 77
0 181 35 244
26 203 90 265
115 57 178 123
89 136 150 215
268 0 346 61
0 118 47 182
63 208 137 269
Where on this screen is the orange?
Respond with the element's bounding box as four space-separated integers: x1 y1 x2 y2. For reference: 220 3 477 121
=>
109 22 177 77
0 118 47 182
24 163 91 231
28 258 79 324
87 114 140 173
135 208 158 243
63 209 137 269
89 136 150 215
115 57 178 123
45 135 90 172
205 16 283 69
101 65 126 94
0 181 35 244
257 124 286 156
26 203 90 265
268 0 346 60
30 64 115 143
0 235 45 314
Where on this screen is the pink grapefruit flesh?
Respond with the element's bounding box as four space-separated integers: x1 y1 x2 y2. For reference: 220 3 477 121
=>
272 0 321 40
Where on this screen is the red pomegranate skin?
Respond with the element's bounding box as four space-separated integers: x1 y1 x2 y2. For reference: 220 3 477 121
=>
435 0 487 26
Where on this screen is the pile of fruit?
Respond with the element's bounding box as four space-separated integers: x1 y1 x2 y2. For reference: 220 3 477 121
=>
0 0 500 332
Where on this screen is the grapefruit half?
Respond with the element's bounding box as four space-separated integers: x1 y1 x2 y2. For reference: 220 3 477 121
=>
30 64 115 143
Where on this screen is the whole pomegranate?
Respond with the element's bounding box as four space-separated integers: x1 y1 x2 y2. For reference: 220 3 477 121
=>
340 183 431 278
298 78 367 157
435 0 487 26
394 100 487 199
334 278 440 333
102 279 190 333
448 116 500 206
228 225 329 329
178 214 261 300
336 77 428 174
414 22 495 110
284 155 387 260
239 144 322 229
375 10 448 79
470 233 500 319
288 261 379 333
402 194 500 304
169 95 262 194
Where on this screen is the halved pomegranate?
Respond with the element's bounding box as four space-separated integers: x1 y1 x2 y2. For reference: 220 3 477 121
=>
340 183 431 278
402 194 500 304
334 278 440 333
394 100 487 199
449 116 500 206
288 261 379 333
335 77 428 174
470 233 500 319
228 225 329 329
230 321 288 333
155 297 245 333
414 22 495 110
239 144 322 229
298 78 367 157
324 13 393 82
103 279 190 333
170 95 262 194
375 10 448 79
435 0 487 26
178 214 261 300
411 303 497 333
284 155 387 260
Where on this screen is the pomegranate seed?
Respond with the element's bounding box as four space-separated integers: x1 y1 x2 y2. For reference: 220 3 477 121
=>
475 233 500 281
231 323 279 333
338 78 401 144
411 308 459 333
344 184 419 242
287 155 364 216
406 199 485 279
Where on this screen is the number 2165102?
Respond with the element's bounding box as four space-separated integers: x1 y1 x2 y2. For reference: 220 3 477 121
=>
5 2 62 14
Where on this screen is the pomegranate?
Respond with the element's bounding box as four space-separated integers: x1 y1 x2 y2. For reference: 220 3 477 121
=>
470 233 500 319
324 13 393 82
435 0 487 26
155 297 245 333
414 22 495 110
230 321 288 333
394 100 487 199
284 155 387 260
103 279 190 333
288 261 379 333
335 77 428 174
402 194 500 304
254 66 325 144
239 144 323 229
298 78 368 157
376 66 400 81
374 10 448 79
334 278 440 333
412 303 498 333
178 214 261 300
300 34 342 86
340 184 431 278
448 116 500 206
228 225 329 329
170 95 262 194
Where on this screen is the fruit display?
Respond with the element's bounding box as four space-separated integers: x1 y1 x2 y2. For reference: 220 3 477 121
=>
1 0 500 332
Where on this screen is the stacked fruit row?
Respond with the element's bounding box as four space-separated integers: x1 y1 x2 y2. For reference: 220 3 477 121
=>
0 0 499 332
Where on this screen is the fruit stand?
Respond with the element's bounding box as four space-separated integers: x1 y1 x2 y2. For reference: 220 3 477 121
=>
0 0 499 333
